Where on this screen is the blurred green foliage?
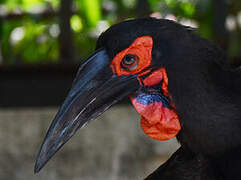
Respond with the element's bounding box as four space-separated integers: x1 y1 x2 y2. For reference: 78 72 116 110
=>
0 0 240 65
148 0 196 17
1 18 59 64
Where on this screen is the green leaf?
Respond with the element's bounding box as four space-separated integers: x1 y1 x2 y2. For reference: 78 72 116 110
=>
71 15 83 32
180 2 195 17
79 0 102 28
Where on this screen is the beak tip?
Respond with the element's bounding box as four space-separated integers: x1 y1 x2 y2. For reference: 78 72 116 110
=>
34 138 62 174
34 149 50 174
34 160 42 174
34 154 50 174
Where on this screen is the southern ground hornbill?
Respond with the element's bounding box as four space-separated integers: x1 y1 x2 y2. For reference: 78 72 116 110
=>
35 18 241 179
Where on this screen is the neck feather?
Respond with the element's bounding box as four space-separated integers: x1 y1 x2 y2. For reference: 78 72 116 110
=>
167 60 241 156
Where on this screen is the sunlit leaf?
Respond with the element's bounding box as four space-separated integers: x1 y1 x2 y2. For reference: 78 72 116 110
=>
45 0 59 9
165 0 177 9
71 15 83 32
180 2 195 17
123 0 137 8
79 0 101 27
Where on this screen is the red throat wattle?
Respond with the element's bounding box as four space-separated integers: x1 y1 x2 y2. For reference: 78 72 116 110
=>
111 36 181 141
131 68 181 141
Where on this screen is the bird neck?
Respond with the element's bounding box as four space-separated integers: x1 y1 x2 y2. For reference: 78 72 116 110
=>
169 60 241 155
211 147 241 179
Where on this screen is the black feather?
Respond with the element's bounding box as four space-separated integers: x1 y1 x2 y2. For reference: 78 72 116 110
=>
97 18 241 179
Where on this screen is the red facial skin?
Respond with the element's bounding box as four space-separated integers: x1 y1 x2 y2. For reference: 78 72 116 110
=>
111 36 181 141
110 36 153 76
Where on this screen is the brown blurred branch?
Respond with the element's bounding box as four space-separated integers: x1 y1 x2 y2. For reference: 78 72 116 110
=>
135 0 151 17
0 9 77 21
212 0 228 50
58 0 74 64
0 43 2 64
0 10 56 20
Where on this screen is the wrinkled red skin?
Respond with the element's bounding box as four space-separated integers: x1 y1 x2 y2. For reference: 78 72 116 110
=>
111 36 181 141
131 93 180 141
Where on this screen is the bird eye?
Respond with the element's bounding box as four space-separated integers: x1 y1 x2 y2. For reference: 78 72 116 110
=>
121 54 139 71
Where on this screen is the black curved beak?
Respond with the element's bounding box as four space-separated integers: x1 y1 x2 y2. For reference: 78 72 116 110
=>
34 49 139 173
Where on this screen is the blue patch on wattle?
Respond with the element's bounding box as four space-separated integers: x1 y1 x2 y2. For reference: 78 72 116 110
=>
133 91 172 109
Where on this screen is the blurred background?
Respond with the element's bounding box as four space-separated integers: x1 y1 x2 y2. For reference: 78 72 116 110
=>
0 0 240 179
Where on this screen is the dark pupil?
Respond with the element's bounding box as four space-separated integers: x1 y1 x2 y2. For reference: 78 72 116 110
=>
123 54 136 65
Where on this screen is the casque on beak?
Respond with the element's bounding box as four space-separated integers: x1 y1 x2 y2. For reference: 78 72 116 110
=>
34 49 140 173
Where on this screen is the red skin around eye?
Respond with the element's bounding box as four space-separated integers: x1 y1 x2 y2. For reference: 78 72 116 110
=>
111 36 181 141
110 36 153 76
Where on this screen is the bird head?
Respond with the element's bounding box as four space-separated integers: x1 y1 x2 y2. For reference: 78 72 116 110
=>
35 18 226 172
